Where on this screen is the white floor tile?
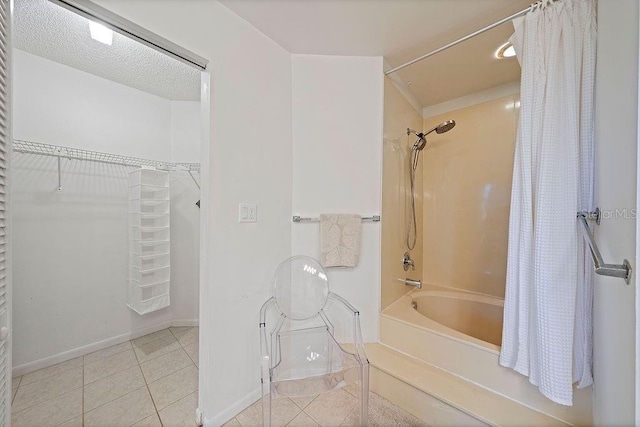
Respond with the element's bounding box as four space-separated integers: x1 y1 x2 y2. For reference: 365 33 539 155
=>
84 387 156 427
288 411 320 427
132 329 173 346
290 395 317 410
183 342 199 367
20 357 83 386
10 328 424 427
148 364 198 410
84 349 138 385
172 327 199 348
140 347 193 383
84 341 133 365
84 365 146 412
158 390 199 426
12 366 83 413
304 389 358 426
12 388 82 427
237 398 300 427
132 413 163 426
133 335 181 364
59 415 83 427
222 417 242 427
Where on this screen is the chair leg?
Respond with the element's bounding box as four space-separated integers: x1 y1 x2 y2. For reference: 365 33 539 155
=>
360 362 370 426
261 384 272 427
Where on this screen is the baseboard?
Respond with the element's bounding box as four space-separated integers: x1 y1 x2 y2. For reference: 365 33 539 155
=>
12 321 173 377
172 319 199 327
203 387 261 427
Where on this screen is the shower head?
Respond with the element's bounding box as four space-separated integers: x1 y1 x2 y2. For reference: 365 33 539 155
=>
406 119 456 153
425 119 456 136
406 128 427 151
412 134 427 151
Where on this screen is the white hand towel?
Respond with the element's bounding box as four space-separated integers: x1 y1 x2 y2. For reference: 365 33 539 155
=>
319 214 362 268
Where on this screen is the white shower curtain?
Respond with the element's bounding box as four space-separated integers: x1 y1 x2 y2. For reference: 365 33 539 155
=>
500 0 596 406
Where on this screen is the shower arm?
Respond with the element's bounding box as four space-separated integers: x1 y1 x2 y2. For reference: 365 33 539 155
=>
406 126 437 139
577 208 632 284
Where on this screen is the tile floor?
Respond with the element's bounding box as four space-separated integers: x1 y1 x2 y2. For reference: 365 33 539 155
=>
11 326 425 426
11 327 199 427
224 384 429 427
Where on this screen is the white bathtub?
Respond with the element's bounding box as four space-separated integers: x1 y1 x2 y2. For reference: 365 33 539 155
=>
381 285 592 425
410 289 504 346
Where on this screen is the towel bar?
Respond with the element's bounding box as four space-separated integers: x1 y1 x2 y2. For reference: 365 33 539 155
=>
292 215 381 223
578 208 632 285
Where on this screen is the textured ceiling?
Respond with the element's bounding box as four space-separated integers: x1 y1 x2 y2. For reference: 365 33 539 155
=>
220 0 529 107
15 0 201 101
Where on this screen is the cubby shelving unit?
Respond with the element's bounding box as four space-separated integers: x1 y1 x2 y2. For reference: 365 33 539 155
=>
128 169 171 314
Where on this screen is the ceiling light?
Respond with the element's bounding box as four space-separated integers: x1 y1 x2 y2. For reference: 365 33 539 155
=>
496 42 516 59
90 21 113 45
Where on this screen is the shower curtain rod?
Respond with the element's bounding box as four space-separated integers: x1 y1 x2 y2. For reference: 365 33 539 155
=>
13 139 200 172
385 1 546 75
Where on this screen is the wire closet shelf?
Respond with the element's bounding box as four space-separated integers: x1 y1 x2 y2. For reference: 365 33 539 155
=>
13 139 200 172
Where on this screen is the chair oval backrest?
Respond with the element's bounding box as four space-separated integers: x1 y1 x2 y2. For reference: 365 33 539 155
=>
273 255 329 320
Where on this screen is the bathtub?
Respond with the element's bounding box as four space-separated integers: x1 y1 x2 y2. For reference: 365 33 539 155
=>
410 289 504 347
380 284 592 425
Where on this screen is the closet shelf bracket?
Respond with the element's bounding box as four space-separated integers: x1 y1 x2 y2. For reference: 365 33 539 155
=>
187 170 200 190
57 156 62 192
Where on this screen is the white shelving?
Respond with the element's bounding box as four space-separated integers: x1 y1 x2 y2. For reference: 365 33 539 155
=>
14 139 200 172
128 169 170 315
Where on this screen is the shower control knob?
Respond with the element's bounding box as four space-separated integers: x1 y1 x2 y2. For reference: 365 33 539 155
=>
403 252 415 271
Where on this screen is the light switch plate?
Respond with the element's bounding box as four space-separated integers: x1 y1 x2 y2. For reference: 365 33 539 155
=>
239 203 257 223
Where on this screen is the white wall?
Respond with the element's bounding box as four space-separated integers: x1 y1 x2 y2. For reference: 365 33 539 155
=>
13 49 172 161
11 156 172 371
593 0 638 424
169 101 201 324
291 55 383 342
90 2 294 424
169 172 200 325
12 49 200 370
171 101 201 163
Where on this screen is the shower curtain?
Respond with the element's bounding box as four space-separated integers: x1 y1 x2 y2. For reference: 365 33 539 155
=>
500 0 596 406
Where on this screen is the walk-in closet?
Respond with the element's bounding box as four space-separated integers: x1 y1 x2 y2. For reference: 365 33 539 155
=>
10 1 203 423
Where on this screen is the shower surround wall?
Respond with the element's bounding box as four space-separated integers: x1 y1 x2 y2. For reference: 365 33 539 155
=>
422 93 519 297
12 49 200 372
380 85 594 423
381 76 424 309
381 85 518 308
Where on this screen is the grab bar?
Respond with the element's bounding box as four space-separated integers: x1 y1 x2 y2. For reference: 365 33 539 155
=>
577 208 632 285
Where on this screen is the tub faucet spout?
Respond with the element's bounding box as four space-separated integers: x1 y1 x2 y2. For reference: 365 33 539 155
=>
404 278 422 289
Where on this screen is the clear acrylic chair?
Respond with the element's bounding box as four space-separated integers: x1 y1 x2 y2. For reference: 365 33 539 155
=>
259 255 369 426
